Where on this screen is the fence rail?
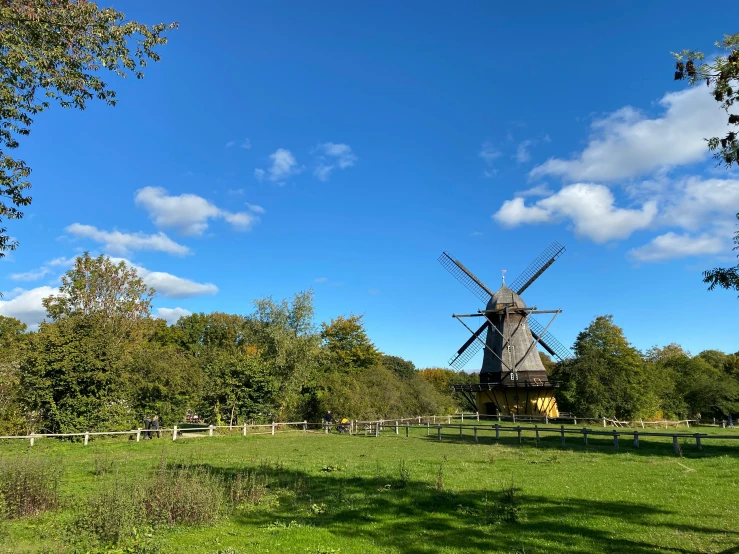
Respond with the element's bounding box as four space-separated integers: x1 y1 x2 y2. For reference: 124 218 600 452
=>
3 414 737 454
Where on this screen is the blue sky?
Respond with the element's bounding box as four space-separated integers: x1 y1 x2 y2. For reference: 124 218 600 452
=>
1 1 738 368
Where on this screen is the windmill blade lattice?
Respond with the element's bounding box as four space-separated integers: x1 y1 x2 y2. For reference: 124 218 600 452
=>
510 241 566 295
449 323 489 369
438 252 494 305
528 316 573 361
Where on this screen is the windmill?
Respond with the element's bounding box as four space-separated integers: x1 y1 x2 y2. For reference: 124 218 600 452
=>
438 241 573 417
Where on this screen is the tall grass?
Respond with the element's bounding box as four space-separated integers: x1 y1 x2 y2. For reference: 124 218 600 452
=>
0 455 61 519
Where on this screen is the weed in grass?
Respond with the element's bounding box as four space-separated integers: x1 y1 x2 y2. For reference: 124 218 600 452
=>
0 454 61 519
230 468 268 508
92 451 115 476
146 461 227 525
73 471 144 544
500 477 522 524
397 459 411 488
435 464 445 492
320 465 343 472
310 502 328 515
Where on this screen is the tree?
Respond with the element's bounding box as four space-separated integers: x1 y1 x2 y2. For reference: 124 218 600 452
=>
0 1 176 257
380 354 416 380
553 315 655 419
673 34 739 295
42 253 154 326
0 315 27 434
320 314 380 371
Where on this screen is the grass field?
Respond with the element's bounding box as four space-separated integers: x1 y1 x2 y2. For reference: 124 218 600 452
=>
2 423 739 554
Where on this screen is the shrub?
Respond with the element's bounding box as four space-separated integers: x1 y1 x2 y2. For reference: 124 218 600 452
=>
144 462 227 525
0 455 61 519
75 473 144 544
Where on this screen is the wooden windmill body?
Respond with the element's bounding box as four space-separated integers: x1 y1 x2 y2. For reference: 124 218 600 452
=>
438 242 573 417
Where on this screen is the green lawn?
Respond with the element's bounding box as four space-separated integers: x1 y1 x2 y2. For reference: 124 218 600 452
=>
2 424 739 554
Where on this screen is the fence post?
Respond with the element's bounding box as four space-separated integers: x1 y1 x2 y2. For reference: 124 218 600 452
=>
695 433 702 451
633 430 639 447
535 424 540 442
29 434 35 447
603 417 606 428
574 417 577 425
583 429 588 445
612 430 618 450
497 413 501 422
560 425 565 446
459 424 463 439
172 426 178 441
437 426 442 441
136 428 141 442
433 415 436 424
84 432 89 446
461 413 464 422
474 426 478 442
448 415 451 424
375 423 380 438
427 422 430 435
495 424 500 439
406 425 409 438
271 422 275 436
512 413 516 423
517 426 522 444
545 414 548 425
476 412 480 421
303 420 307 432
395 421 398 435
673 435 679 455
243 423 247 437
209 425 214 437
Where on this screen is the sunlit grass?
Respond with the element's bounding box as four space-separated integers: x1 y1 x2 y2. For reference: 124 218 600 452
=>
2 423 738 553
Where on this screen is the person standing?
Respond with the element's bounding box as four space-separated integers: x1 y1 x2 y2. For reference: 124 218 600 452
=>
729 414 735 429
152 415 161 438
143 414 151 439
324 410 333 432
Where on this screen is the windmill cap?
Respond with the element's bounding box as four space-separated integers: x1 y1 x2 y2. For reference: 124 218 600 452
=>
487 283 527 310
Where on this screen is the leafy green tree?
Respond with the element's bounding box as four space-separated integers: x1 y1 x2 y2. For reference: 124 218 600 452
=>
43 253 153 326
673 34 739 295
380 354 416 380
0 316 28 434
320 314 380 371
21 316 134 432
126 343 203 427
0 1 176 257
538 351 556 374
553 315 655 419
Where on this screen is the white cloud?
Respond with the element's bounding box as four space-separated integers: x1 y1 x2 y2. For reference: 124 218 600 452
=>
155 307 192 325
228 189 244 196
313 142 357 181
628 232 725 262
494 183 658 243
246 203 265 214
660 177 739 230
47 256 76 267
530 87 728 182
241 138 251 149
314 277 328 283
255 148 300 183
11 267 50 281
65 223 191 256
479 141 501 177
516 140 534 163
515 184 553 198
134 187 258 236
107 257 218 298
225 140 236 148
0 286 55 329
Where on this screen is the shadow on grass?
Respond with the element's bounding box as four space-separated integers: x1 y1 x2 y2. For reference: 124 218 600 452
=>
384 428 739 459
179 459 735 554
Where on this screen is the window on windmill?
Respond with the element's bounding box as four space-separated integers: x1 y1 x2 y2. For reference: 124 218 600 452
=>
507 345 515 352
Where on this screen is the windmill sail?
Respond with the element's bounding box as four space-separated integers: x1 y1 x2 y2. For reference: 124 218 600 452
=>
528 316 573 361
438 252 494 304
448 321 489 369
510 241 565 296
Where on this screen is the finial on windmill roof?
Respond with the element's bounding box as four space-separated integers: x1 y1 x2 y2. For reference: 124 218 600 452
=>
502 269 506 284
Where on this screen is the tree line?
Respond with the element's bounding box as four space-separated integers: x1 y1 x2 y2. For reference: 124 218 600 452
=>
0 254 736 435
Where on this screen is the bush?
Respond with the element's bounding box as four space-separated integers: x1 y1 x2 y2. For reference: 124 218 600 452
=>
76 473 144 544
0 455 61 519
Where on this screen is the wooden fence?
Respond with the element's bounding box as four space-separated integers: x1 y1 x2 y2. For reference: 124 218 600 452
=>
360 420 739 454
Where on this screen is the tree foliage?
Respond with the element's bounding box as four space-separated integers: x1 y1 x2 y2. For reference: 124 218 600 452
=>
320 314 380 371
42 252 154 325
673 34 739 295
0 0 176 257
